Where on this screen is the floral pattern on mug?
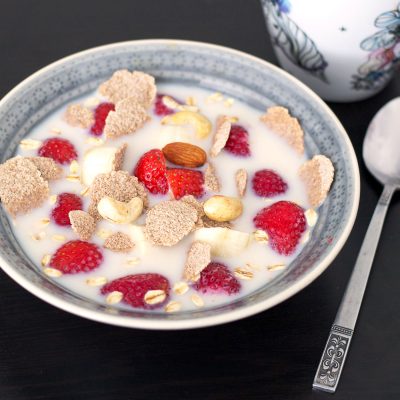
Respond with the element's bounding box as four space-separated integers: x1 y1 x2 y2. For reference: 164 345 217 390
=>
262 0 329 82
352 3 400 90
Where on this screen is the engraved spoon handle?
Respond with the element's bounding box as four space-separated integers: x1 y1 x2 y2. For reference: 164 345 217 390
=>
313 184 396 393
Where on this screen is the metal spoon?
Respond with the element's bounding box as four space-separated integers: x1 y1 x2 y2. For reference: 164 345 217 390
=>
313 97 400 393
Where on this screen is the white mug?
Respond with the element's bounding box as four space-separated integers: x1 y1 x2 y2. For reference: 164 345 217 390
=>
260 0 400 102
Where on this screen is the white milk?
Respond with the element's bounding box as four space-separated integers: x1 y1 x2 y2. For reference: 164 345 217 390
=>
10 83 312 312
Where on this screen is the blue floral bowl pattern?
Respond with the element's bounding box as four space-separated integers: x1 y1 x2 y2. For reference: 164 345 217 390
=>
0 40 359 329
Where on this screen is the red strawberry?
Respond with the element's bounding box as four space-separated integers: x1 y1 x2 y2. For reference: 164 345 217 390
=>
194 262 241 295
50 240 103 274
38 138 77 165
100 274 170 309
167 168 204 200
252 169 288 197
224 125 251 157
253 201 306 255
133 149 169 194
154 93 180 116
90 102 115 136
51 193 83 226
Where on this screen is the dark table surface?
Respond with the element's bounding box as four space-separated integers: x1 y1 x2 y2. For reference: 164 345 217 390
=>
1 1 400 399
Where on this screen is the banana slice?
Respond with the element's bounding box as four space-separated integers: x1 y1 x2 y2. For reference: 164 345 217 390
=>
161 111 212 139
97 196 143 224
194 227 251 257
127 225 150 255
81 146 121 185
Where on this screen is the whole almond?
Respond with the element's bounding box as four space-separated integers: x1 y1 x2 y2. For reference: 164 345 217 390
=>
162 142 206 168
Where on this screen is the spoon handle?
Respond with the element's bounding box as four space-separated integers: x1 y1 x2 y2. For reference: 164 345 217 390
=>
313 184 396 393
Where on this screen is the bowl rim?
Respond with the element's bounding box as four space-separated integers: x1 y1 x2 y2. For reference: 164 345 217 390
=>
0 39 360 330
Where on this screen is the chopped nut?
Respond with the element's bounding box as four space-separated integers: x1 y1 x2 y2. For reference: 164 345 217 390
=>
97 196 143 224
50 128 62 134
161 111 212 139
86 277 108 286
300 230 311 244
106 291 123 304
254 230 269 243
261 106 304 154
235 168 247 198
43 268 63 278
191 293 204 307
173 281 189 295
144 290 166 305
267 263 286 272
203 195 243 222
210 116 231 157
19 139 42 150
165 301 181 313
246 262 261 271
41 254 51 267
305 208 318 227
183 241 211 282
234 267 254 280
65 104 94 128
204 162 221 192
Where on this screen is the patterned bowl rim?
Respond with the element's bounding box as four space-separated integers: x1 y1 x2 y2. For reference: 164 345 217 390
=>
0 39 360 329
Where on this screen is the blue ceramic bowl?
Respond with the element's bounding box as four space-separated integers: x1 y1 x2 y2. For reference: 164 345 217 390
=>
0 40 359 329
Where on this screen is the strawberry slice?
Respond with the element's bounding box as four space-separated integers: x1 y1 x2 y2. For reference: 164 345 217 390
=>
253 200 306 255
50 240 103 274
194 262 241 295
90 102 115 136
224 125 251 157
167 168 204 200
100 273 170 309
38 138 77 165
252 169 288 197
51 192 83 226
133 149 169 195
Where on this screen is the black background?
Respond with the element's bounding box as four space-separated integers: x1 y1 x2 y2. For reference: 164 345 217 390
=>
1 1 400 399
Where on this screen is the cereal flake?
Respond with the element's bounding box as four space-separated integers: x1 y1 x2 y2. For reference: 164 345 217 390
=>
299 155 334 208
104 232 135 253
104 96 150 139
99 70 156 107
69 210 96 241
26 157 63 180
0 157 49 216
183 241 211 282
235 168 247 198
145 200 198 246
210 116 231 157
64 104 94 129
204 162 221 192
261 106 304 154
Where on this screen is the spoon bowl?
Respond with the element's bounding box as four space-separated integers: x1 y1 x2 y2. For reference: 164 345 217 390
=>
363 97 400 187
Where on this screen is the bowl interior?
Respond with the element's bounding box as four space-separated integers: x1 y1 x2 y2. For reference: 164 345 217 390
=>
0 40 359 329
